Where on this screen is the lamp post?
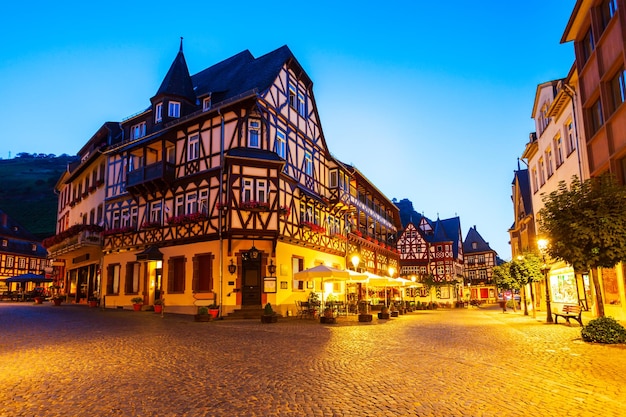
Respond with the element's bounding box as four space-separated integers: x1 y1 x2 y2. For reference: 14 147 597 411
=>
537 239 553 323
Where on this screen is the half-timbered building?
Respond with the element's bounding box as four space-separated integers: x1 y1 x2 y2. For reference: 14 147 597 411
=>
94 43 401 315
44 123 120 303
0 209 49 292
463 226 498 303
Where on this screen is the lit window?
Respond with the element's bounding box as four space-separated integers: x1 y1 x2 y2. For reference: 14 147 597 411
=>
188 134 199 161
155 103 163 123
249 120 260 148
168 101 181 118
131 122 146 139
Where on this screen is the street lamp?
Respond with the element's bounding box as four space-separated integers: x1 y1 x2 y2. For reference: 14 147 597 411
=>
351 254 360 272
537 238 553 323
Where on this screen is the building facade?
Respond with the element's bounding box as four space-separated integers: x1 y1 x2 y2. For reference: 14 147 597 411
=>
463 226 498 303
48 44 401 315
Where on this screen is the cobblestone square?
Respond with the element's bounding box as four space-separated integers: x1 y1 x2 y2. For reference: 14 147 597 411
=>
1 303 625 416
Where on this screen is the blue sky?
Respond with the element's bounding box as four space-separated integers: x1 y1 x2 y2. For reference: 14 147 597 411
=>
0 1 575 259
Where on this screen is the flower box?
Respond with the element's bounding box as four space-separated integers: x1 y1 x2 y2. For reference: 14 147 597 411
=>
240 201 270 211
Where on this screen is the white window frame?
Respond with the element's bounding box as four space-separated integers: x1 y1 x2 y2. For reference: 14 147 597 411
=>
186 193 198 214
329 170 338 188
188 134 200 161
131 122 146 140
155 103 163 123
242 179 253 202
275 130 286 159
305 150 313 176
256 180 267 203
199 189 208 214
249 120 260 148
168 101 181 118
289 83 297 109
150 201 162 223
203 96 211 111
175 195 184 216
297 91 306 116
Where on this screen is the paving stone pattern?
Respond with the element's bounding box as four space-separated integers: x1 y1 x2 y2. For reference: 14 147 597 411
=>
1 303 625 417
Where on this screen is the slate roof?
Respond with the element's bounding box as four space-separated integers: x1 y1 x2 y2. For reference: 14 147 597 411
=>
513 169 533 219
0 209 47 257
154 43 196 103
463 226 494 254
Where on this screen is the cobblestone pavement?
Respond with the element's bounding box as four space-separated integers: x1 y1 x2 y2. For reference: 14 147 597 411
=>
1 303 625 417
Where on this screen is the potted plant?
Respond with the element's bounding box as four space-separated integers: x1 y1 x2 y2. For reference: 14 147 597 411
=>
153 298 164 314
130 296 143 311
261 302 278 323
378 305 390 319
51 295 64 306
358 300 372 322
88 291 99 308
207 303 220 319
390 303 399 317
320 307 336 324
194 306 211 322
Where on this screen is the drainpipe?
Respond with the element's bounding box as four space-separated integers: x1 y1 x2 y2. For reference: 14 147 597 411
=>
218 109 225 317
562 83 584 180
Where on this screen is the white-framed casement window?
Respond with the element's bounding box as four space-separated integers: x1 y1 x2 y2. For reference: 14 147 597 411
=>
545 148 554 178
155 103 163 123
6 255 14 268
275 130 286 159
131 122 146 139
175 195 184 216
242 179 253 202
112 211 121 229
241 178 267 203
256 180 267 203
566 119 576 154
203 96 211 111
18 257 26 269
199 189 208 214
130 207 138 227
249 120 260 148
297 91 306 117
186 193 198 214
121 209 131 228
329 169 338 188
289 83 297 109
304 150 313 176
539 158 546 186
168 101 181 118
554 134 563 167
150 201 162 223
531 167 539 193
188 133 200 161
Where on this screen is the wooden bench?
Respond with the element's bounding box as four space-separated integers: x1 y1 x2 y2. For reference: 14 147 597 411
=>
553 304 583 326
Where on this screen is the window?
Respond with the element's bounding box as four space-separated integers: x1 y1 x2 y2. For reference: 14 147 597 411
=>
289 83 297 109
188 134 199 161
167 256 186 293
600 0 618 33
186 193 198 214
256 180 267 203
249 120 260 148
199 189 208 214
539 158 546 186
155 103 163 123
554 134 564 167
581 29 594 64
6 255 14 268
297 92 306 116
619 156 626 184
609 69 626 114
125 262 140 294
242 179 253 203
588 98 604 135
150 201 162 223
1 239 7 247
131 122 146 139
545 148 554 178
107 264 120 295
329 169 338 188
175 195 184 216
292 257 305 291
275 130 286 159
566 119 576 154
241 178 267 203
121 209 130 227
193 253 213 292
168 101 180 118
203 96 211 111
305 150 313 176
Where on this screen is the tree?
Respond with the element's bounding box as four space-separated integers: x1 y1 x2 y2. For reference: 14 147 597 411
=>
510 252 544 317
539 174 626 317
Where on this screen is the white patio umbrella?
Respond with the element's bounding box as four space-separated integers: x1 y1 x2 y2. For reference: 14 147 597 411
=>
293 265 351 307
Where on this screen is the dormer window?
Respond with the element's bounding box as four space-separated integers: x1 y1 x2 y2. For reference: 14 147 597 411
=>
203 97 211 111
155 103 163 123
31 243 37 251
131 122 146 139
1 239 7 247
168 101 181 118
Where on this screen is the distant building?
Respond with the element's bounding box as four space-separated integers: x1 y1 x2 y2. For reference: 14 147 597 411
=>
463 226 498 303
0 209 49 291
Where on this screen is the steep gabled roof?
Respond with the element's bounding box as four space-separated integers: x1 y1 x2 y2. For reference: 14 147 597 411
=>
513 168 533 219
463 226 494 254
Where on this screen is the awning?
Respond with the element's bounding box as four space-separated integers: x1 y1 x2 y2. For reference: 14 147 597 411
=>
136 246 164 262
293 265 350 281
3 273 53 283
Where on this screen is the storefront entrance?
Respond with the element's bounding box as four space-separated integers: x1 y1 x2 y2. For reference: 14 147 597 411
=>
241 247 261 306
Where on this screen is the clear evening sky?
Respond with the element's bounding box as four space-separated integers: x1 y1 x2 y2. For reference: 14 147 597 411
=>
0 1 575 259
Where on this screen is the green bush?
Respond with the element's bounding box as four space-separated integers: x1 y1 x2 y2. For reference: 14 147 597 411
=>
581 317 626 344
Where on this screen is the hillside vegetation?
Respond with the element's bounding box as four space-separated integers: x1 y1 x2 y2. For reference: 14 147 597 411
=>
0 154 76 240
